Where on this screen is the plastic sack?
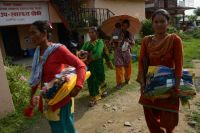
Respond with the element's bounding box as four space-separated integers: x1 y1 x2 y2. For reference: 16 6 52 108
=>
144 66 196 99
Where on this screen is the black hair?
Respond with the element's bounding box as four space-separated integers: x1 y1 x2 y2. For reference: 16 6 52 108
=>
32 20 53 39
115 22 121 28
152 9 170 22
97 28 107 39
104 36 111 40
122 19 130 27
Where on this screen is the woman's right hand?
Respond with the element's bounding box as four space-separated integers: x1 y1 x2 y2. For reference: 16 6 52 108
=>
31 96 39 106
169 88 179 98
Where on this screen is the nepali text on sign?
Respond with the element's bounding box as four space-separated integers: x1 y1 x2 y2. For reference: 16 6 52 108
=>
0 2 49 26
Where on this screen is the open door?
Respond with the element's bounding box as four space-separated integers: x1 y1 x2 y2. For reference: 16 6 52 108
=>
0 27 23 59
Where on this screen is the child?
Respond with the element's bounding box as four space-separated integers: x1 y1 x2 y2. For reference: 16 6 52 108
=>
112 22 122 41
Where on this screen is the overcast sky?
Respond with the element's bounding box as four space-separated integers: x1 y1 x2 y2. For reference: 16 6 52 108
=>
185 0 200 15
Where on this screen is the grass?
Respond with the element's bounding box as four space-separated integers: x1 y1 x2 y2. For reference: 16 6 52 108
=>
182 38 200 132
0 65 40 133
80 61 139 102
104 62 139 101
0 109 40 133
132 38 200 68
186 101 200 133
183 38 200 68
186 77 200 133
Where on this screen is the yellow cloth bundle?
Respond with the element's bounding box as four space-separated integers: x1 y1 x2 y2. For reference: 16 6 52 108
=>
48 71 91 106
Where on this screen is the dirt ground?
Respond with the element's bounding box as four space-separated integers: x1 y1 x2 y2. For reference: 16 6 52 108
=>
28 61 200 133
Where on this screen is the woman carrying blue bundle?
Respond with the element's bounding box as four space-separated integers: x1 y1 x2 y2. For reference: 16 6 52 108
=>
137 9 183 133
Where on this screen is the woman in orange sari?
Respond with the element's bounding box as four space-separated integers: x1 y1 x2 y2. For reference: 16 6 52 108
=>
137 9 183 133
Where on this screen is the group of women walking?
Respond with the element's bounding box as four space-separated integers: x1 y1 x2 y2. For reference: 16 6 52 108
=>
80 19 135 106
27 9 183 133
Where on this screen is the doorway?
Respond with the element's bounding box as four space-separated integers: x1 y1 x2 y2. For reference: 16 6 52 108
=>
0 26 23 59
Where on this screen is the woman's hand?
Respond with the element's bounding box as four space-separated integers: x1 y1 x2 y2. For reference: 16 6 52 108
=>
85 52 94 65
31 96 40 106
126 39 135 47
170 87 180 98
70 87 81 97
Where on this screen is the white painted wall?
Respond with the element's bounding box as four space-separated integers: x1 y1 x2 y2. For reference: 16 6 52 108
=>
94 0 145 20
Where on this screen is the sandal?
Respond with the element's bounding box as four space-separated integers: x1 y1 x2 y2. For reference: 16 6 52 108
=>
115 84 123 89
101 91 108 98
88 100 97 107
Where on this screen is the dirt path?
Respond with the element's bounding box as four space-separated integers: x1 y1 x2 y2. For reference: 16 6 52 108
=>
28 60 200 133
75 91 197 133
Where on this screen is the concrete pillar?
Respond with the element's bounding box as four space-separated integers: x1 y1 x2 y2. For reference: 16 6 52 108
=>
0 48 15 118
0 32 6 59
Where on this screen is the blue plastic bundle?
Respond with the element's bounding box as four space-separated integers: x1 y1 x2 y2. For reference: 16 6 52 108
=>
144 66 196 99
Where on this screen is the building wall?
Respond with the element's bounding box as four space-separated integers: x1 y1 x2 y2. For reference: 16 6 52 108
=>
17 23 59 50
0 0 49 1
0 1 61 53
17 25 37 50
0 32 6 59
49 3 62 23
80 0 95 8
94 0 145 20
80 0 145 20
51 24 60 43
0 50 15 118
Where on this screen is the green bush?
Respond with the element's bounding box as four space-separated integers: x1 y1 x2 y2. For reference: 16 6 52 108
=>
193 32 200 38
177 31 192 40
140 19 154 37
6 65 30 106
165 26 192 40
192 28 200 38
184 28 200 39
0 65 39 133
3 56 14 66
167 26 178 33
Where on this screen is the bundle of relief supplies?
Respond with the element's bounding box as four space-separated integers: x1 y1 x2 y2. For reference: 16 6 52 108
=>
41 67 90 105
144 66 196 103
24 67 91 117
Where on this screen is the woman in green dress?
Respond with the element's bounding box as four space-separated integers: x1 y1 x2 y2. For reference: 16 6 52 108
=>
80 27 106 106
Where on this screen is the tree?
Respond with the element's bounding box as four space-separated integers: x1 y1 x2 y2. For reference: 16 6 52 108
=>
187 15 197 27
141 19 154 37
187 15 197 22
194 7 200 16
